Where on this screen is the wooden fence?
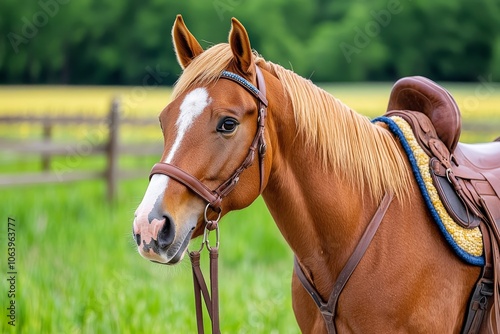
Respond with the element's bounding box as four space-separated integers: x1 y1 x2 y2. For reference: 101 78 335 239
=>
0 98 163 200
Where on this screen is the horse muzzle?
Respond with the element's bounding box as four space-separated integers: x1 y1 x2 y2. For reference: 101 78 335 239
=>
133 213 195 264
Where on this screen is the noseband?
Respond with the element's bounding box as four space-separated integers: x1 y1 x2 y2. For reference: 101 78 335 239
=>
149 66 268 212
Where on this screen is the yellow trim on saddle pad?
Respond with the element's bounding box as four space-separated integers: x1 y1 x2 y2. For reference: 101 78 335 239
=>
391 116 483 257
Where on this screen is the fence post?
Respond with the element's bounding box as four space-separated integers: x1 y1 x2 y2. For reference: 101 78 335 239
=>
106 97 120 201
41 122 52 171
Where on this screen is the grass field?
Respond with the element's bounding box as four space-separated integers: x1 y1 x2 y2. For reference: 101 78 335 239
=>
0 83 499 333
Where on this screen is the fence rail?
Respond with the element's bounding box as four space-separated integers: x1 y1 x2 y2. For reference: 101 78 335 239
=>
0 98 162 200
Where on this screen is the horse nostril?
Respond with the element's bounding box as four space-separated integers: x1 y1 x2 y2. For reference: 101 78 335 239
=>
133 226 141 246
157 216 175 250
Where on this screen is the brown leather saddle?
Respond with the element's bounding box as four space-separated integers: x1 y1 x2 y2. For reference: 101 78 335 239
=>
386 76 500 229
384 76 500 334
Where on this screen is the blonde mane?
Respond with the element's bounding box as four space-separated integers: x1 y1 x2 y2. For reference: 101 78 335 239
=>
172 44 411 200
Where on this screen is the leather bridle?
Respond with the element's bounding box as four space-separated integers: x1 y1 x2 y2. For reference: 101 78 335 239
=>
148 67 268 334
149 66 268 212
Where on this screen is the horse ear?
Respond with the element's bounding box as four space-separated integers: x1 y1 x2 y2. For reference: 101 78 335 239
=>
172 15 203 69
229 18 254 75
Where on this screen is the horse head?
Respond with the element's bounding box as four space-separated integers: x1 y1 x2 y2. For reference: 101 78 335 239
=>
132 15 272 264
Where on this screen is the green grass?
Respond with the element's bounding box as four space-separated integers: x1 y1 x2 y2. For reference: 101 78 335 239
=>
0 83 499 333
0 180 297 333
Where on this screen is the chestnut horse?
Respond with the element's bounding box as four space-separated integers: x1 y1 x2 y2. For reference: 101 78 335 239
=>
133 15 481 333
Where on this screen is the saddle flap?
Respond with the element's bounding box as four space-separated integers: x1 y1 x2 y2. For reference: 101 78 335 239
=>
430 158 483 229
387 76 461 152
481 196 500 225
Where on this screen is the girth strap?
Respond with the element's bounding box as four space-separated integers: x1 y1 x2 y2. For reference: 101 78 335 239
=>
294 192 394 333
461 223 495 334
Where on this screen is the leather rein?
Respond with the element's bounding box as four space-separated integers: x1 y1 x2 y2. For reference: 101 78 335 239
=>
149 67 268 334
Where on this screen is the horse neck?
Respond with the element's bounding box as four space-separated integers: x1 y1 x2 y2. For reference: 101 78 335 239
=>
261 78 386 296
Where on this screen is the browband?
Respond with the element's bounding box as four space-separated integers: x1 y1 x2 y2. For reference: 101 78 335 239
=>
220 70 268 107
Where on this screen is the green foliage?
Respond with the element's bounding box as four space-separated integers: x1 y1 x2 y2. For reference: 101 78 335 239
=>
1 0 500 84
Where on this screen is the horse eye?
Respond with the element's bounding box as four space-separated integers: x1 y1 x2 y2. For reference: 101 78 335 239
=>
216 117 239 134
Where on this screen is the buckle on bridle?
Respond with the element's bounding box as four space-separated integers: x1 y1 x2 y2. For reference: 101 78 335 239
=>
203 203 221 250
203 224 220 251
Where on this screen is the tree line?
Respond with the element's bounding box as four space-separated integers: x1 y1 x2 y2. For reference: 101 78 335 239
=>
2 0 500 85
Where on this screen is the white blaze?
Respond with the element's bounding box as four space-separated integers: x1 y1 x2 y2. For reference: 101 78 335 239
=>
135 88 211 219
164 88 211 163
